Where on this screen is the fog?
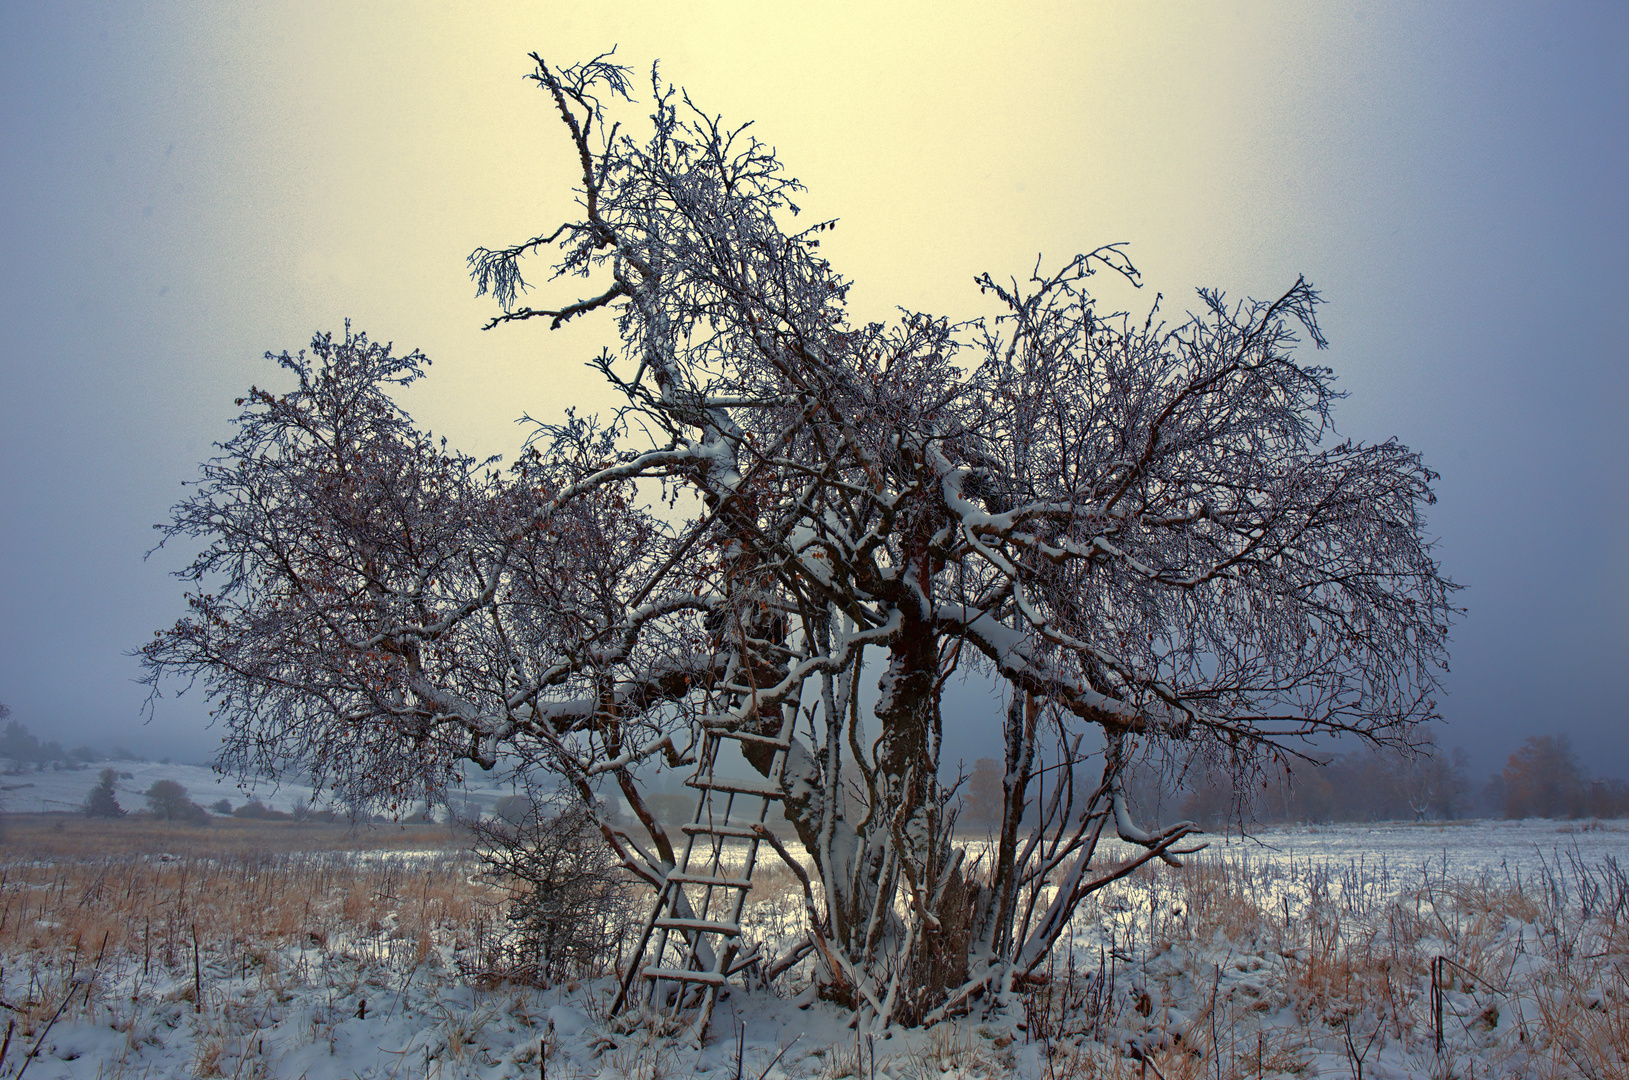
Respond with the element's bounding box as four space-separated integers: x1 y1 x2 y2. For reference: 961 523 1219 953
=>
2 3 1623 783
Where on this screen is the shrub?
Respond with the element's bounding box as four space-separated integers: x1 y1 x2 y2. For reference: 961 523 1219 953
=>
231 798 291 821
144 779 211 825
468 798 636 983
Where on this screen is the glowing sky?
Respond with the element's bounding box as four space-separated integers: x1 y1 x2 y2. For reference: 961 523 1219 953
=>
2 3 1624 781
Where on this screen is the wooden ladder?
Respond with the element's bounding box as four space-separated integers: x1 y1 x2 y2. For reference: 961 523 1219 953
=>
611 711 796 1041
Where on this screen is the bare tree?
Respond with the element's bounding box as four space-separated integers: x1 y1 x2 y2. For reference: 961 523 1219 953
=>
1500 735 1585 819
146 53 1455 1026
1394 739 1470 821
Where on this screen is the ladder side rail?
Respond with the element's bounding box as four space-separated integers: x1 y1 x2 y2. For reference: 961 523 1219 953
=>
626 723 733 1014
613 873 686 1015
613 715 728 1017
698 711 800 980
617 696 808 1036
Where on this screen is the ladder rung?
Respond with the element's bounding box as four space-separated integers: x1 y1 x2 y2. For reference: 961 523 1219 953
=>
726 947 762 976
654 918 741 936
641 966 727 986
686 776 785 799
705 727 792 750
680 822 765 839
666 872 754 889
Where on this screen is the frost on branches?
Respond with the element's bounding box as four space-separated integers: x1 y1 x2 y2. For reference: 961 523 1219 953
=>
145 54 1456 1026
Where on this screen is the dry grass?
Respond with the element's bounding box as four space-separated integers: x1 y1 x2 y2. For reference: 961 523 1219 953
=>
0 839 486 966
0 820 500 1077
0 811 463 857
1027 846 1629 1079
703 836 1628 1076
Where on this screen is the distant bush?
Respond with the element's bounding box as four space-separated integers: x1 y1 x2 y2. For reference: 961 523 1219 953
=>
287 799 341 824
1581 779 1629 819
493 794 534 825
640 790 696 829
400 803 436 825
210 798 234 814
231 799 292 821
144 779 211 825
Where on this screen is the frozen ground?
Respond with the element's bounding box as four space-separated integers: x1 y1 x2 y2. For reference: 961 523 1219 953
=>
1 820 1624 1078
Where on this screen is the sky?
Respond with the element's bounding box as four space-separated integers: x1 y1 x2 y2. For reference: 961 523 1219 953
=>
1 3 1624 784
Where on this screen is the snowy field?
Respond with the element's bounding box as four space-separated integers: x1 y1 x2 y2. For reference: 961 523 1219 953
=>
1 760 319 817
0 759 553 820
0 818 1624 1078
1182 817 1629 881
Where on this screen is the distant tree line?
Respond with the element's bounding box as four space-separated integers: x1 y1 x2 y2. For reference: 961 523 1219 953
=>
81 774 370 825
1 719 101 771
1169 735 1626 825
1170 740 1475 826
957 733 1626 829
1482 735 1628 820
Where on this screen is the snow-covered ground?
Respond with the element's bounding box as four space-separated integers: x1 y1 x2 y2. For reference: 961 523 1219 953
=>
1 820 1624 1078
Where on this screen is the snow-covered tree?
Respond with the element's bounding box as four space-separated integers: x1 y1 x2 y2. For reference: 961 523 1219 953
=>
146 53 1455 1025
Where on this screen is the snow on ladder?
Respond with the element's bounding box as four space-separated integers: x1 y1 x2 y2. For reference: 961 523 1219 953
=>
611 710 796 1042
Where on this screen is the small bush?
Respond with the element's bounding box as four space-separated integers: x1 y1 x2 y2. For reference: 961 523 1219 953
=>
145 779 211 825
467 797 636 983
231 798 291 821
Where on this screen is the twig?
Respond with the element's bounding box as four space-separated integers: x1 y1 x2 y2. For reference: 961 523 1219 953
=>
193 922 203 1013
1129 1044 1168 1080
383 960 420 1025
15 979 84 1080
755 1034 799 1080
